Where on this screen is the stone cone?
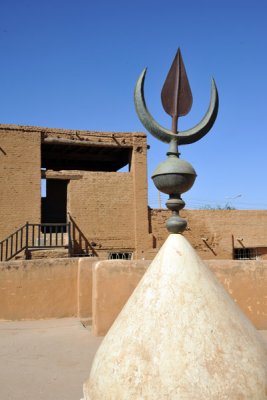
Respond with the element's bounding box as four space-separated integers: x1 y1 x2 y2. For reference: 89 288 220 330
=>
83 234 267 399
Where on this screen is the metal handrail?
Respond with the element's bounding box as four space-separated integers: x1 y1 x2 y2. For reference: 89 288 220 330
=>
67 213 98 257
0 222 71 262
1 223 27 242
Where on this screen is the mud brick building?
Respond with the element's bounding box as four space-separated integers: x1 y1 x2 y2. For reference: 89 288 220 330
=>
0 124 153 259
1 123 267 261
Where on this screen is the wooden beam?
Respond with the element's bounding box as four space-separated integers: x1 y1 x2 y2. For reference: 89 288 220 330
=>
42 171 82 180
43 137 132 148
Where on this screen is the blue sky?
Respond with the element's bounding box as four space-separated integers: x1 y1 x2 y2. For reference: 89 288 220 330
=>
1 0 267 209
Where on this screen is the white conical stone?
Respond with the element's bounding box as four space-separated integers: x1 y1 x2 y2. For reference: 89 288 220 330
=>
83 234 267 399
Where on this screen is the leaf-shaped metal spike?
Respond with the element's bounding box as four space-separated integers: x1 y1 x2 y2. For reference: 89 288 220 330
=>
134 68 219 145
161 49 193 133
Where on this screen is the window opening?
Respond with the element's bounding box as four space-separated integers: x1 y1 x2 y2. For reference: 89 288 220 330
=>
233 248 257 260
108 252 133 260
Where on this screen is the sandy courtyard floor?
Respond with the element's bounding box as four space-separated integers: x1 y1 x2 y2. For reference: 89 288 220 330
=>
0 318 266 400
0 318 102 400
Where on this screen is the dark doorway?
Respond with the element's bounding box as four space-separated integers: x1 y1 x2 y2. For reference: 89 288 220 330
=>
41 179 68 225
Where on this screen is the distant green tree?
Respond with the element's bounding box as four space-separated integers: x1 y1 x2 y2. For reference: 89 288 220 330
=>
200 203 236 210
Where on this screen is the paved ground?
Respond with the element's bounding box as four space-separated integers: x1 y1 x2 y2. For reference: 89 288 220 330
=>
0 318 266 400
0 318 103 400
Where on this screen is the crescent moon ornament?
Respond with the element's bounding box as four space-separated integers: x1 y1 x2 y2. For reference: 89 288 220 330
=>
134 68 219 145
133 49 219 234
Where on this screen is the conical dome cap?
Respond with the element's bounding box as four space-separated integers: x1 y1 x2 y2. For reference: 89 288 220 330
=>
83 234 267 399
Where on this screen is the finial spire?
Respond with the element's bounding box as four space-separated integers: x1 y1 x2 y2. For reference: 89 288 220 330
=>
134 48 219 234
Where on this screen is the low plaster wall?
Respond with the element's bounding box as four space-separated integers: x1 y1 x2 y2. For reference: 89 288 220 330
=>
92 260 149 336
78 257 94 319
1 257 266 335
92 259 267 335
0 257 97 321
207 260 267 330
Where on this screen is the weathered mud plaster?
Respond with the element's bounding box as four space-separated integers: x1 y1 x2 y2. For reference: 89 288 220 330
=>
83 234 267 399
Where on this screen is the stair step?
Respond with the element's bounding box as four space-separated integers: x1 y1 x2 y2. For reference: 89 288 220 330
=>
29 248 69 259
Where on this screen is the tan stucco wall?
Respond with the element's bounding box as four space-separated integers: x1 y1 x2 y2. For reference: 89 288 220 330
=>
0 128 41 240
92 259 267 335
1 257 266 335
0 257 97 320
209 260 267 330
77 257 94 319
92 260 149 336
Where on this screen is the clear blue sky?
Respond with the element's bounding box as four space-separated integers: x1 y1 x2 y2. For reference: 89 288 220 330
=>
1 0 267 209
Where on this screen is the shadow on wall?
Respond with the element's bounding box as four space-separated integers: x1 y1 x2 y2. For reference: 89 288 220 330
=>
68 214 98 257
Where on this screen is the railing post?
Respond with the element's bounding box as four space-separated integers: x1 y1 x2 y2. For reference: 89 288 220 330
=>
6 240 8 260
25 222 29 260
68 222 72 257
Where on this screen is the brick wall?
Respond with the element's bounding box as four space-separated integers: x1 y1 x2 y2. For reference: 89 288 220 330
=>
1 124 267 262
131 136 151 258
68 171 135 255
0 125 152 258
150 209 267 259
0 128 41 240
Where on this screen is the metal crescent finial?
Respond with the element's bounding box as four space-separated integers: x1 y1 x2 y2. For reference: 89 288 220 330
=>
134 50 219 234
134 68 219 145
